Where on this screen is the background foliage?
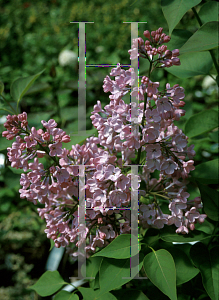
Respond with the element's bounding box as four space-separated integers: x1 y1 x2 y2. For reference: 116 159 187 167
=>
0 0 218 299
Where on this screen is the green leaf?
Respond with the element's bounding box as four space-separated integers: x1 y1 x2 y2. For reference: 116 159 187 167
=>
81 256 103 278
78 287 117 300
191 159 219 185
142 228 160 246
90 272 100 290
28 270 67 297
69 128 98 146
167 29 193 50
10 69 45 105
167 51 213 78
27 111 53 128
197 184 219 221
190 243 219 300
7 166 27 174
0 136 13 151
60 106 78 122
195 218 215 235
53 291 79 300
0 81 4 94
24 82 51 96
180 22 219 54
185 110 218 138
160 226 209 243
50 239 55 251
92 234 140 259
198 1 219 24
0 106 15 115
161 0 202 35
111 289 150 300
166 247 199 285
209 131 219 143
210 246 219 300
143 249 177 300
99 254 144 294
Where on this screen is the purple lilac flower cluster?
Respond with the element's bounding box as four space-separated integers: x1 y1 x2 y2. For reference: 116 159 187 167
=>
2 28 207 257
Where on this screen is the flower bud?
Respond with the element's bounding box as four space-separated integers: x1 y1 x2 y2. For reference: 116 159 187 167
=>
189 223 195 231
143 30 151 39
172 49 180 57
164 50 172 59
157 27 163 34
155 34 160 42
62 135 71 143
163 35 171 43
145 40 150 46
160 45 167 52
164 59 173 67
172 57 181 66
138 37 144 46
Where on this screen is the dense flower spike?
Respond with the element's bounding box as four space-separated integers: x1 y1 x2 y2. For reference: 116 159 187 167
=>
2 28 207 257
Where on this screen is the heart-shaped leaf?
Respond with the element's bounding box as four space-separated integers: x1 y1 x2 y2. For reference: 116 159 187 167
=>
161 0 202 35
92 234 140 259
78 287 117 300
99 254 144 293
111 289 150 300
143 249 177 300
28 270 67 297
81 256 103 278
53 291 79 300
180 22 219 53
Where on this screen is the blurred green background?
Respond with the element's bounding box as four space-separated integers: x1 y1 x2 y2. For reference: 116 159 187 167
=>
0 0 218 299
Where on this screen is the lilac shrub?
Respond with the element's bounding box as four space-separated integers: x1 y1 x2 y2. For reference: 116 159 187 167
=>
2 27 207 257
